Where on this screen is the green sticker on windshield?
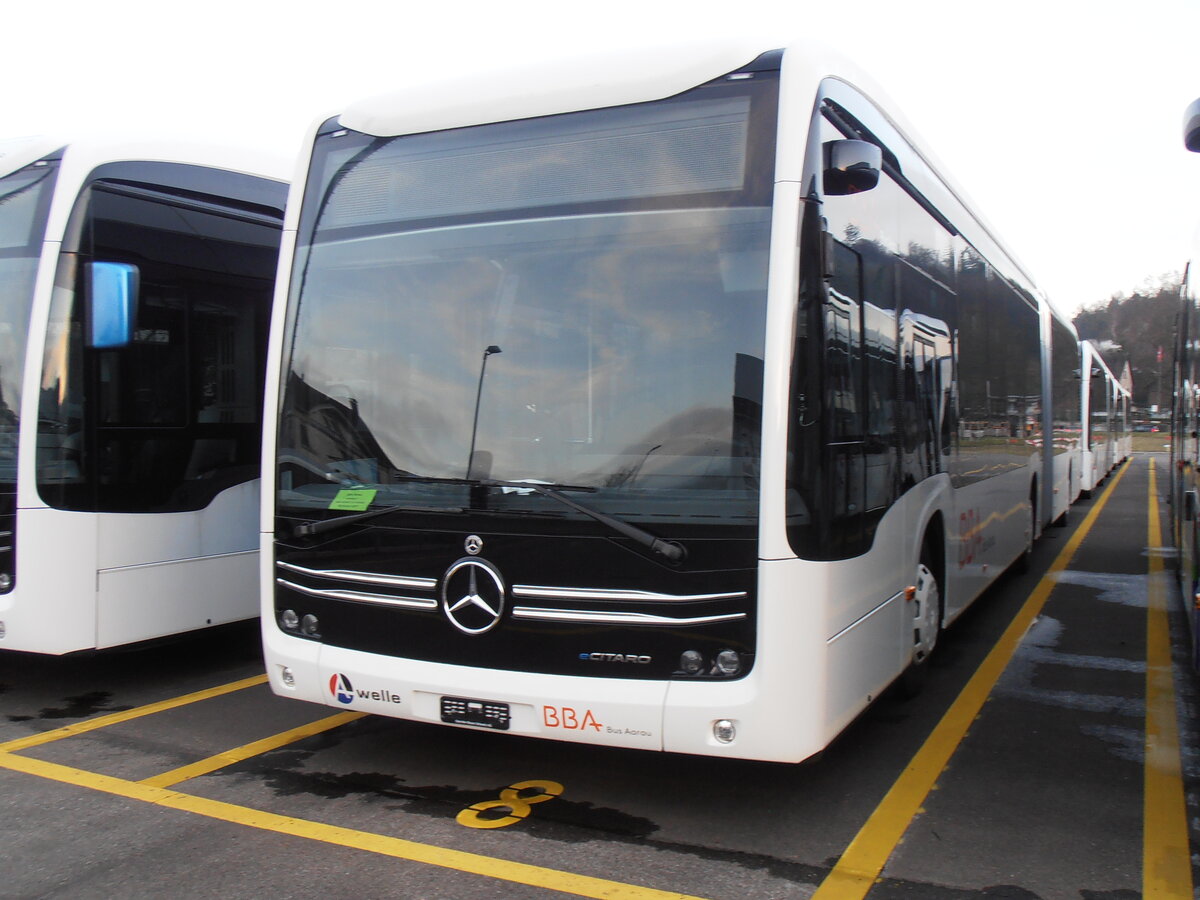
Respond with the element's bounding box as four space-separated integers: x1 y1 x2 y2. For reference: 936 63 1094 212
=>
328 489 377 511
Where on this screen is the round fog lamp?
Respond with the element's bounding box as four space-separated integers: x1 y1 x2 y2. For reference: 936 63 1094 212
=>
280 666 295 687
300 613 320 635
713 719 736 743
714 649 742 676
680 650 704 675
280 609 299 631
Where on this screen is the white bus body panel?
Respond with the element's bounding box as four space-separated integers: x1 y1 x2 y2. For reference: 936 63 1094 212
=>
96 551 257 650
96 480 259 568
943 465 1035 621
1080 341 1100 492
1050 450 1072 524
1080 448 1099 493
1 482 259 654
0 509 99 653
94 481 260 648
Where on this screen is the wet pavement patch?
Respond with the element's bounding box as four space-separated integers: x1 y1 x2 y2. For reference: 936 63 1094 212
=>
7 691 133 722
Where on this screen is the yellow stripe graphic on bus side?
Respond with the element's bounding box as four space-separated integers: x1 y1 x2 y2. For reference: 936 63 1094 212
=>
0 674 268 753
0 749 703 900
811 459 1132 899
1142 461 1194 899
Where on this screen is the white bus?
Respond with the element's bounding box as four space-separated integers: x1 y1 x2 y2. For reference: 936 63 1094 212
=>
1080 341 1128 495
1171 99 1200 672
0 136 286 654
263 40 1082 762
1172 254 1200 673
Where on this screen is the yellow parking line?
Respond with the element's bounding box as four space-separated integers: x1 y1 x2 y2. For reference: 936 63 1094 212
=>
1142 461 1193 899
0 749 703 900
0 674 268 753
811 459 1132 899
141 711 366 788
141 710 364 787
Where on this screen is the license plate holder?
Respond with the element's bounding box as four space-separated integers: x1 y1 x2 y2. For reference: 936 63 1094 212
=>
441 696 510 730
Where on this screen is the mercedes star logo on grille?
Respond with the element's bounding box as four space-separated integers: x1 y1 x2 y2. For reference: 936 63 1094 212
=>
441 558 505 634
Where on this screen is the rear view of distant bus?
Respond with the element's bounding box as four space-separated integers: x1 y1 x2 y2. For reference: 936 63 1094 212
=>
0 137 286 653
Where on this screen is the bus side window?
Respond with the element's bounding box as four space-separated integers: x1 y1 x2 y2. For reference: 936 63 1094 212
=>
898 264 955 487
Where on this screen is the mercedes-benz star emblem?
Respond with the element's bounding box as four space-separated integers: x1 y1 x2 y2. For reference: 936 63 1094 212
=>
441 558 505 635
464 535 483 555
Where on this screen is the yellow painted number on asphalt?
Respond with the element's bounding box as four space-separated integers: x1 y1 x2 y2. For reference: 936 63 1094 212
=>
456 779 564 829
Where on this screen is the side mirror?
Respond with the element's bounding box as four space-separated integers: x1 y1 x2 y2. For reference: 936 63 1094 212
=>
86 261 138 349
823 139 882 195
1185 98 1200 152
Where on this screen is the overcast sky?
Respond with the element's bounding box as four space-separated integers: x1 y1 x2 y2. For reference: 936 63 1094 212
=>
4 0 1196 316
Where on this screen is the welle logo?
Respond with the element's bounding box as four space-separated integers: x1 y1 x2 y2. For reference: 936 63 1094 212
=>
329 673 355 704
328 672 402 706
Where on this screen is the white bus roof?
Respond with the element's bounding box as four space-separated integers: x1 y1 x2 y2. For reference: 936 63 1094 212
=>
0 134 290 184
339 38 771 139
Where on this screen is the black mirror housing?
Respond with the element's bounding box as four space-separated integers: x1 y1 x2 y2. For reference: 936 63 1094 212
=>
823 139 882 195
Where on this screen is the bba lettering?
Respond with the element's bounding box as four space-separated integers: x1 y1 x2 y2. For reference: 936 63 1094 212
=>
542 705 602 731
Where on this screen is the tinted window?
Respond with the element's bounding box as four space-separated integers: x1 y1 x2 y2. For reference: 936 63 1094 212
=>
37 178 282 512
1051 317 1081 455
0 162 57 484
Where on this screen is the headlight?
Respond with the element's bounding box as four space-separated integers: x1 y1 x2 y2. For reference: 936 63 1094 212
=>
714 649 741 676
679 650 704 675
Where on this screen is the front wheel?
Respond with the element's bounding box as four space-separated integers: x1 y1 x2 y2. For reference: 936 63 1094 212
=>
898 551 942 697
911 557 941 664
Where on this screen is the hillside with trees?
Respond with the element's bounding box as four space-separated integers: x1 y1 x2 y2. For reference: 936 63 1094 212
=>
1071 272 1181 411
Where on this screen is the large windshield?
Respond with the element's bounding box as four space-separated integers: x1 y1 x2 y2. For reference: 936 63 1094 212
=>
0 160 57 485
280 74 778 529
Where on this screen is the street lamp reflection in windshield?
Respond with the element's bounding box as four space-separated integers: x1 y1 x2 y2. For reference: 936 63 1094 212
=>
467 344 502 479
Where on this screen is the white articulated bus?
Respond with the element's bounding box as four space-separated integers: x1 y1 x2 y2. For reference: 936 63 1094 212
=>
1171 97 1200 672
263 40 1082 762
0 136 286 653
1172 254 1200 672
1080 341 1128 495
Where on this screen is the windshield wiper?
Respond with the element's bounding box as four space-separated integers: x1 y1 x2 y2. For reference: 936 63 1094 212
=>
491 480 686 563
390 474 598 493
287 476 686 563
288 503 462 538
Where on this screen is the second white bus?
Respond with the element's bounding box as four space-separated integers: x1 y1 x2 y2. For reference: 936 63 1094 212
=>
0 136 286 654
